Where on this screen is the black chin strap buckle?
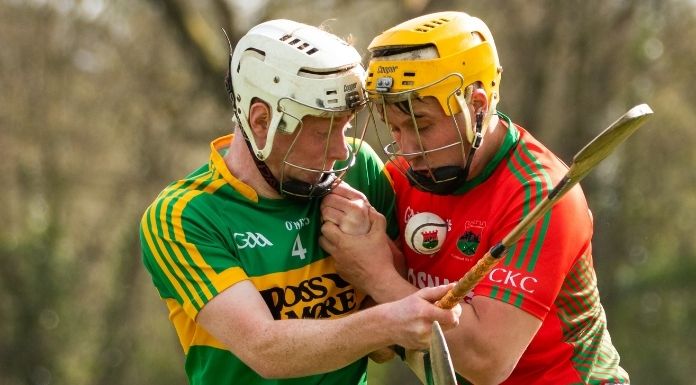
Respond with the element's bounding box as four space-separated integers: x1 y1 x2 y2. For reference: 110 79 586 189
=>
472 131 484 149
471 111 484 149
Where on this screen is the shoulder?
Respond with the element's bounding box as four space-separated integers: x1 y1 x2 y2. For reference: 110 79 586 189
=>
501 128 567 192
141 168 230 236
494 127 591 227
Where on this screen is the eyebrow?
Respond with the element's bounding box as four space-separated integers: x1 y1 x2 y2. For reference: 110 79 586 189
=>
393 100 428 118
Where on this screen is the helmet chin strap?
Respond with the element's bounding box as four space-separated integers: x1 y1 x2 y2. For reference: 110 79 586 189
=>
281 173 337 200
407 108 485 195
241 130 281 191
460 109 485 180
241 130 335 201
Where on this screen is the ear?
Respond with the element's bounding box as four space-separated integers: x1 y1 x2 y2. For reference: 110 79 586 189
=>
248 101 271 149
470 88 489 115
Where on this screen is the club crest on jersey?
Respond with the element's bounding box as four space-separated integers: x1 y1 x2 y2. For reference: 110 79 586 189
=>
457 221 485 256
421 230 440 250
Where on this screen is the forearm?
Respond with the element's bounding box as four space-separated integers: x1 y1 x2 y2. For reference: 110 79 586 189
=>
322 230 416 303
200 280 461 379
361 264 417 304
243 306 396 378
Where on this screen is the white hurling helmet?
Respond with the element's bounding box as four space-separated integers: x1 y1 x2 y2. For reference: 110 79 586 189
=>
229 19 366 161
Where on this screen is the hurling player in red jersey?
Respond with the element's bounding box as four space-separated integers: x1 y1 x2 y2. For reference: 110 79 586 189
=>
320 11 629 385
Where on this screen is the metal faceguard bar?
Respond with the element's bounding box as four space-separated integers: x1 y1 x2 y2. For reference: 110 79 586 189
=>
368 73 472 184
275 96 370 192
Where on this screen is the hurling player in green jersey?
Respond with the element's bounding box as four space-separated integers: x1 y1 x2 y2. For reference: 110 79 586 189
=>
139 19 461 385
321 11 629 385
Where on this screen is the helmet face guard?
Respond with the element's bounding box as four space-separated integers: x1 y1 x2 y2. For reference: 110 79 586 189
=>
274 98 368 200
365 11 502 194
368 74 476 193
228 19 368 199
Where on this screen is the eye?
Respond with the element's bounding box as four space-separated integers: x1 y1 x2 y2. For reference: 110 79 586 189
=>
414 119 431 132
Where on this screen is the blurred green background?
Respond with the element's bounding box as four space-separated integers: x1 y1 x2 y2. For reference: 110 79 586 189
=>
2 0 695 384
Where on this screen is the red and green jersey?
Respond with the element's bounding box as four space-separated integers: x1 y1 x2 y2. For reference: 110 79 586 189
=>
140 135 397 385
387 114 629 385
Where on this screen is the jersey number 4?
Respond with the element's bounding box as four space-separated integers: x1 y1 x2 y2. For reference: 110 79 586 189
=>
292 234 307 260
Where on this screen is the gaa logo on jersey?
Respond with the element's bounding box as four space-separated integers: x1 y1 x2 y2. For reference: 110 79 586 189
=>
457 221 485 256
233 232 273 249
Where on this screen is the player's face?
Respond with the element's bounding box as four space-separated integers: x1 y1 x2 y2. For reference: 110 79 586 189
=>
273 114 352 185
379 96 467 172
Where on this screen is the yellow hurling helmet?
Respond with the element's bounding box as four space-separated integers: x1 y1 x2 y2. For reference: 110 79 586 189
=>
366 11 502 116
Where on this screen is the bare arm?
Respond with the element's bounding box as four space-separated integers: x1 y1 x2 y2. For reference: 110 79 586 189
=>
446 296 541 385
196 280 460 379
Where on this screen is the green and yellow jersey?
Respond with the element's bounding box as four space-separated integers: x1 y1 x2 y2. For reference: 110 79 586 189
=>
140 135 396 385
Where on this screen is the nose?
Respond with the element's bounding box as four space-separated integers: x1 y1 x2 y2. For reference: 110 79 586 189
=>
383 108 421 158
396 129 421 159
328 135 350 162
328 119 350 162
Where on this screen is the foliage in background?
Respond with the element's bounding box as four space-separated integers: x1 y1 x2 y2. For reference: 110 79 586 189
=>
1 0 694 384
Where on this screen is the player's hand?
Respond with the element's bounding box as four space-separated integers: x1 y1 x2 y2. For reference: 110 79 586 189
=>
321 182 371 235
320 206 392 292
383 284 462 350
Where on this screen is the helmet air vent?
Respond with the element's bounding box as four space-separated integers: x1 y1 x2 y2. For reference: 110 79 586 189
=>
240 48 266 72
413 17 451 33
278 33 319 56
326 89 339 105
402 71 416 86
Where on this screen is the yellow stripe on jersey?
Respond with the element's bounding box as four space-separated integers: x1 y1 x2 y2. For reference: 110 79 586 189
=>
157 190 209 308
141 210 199 318
249 256 332 291
164 179 229 313
210 135 259 203
145 169 232 319
211 265 249 294
166 298 227 354
157 179 185 200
